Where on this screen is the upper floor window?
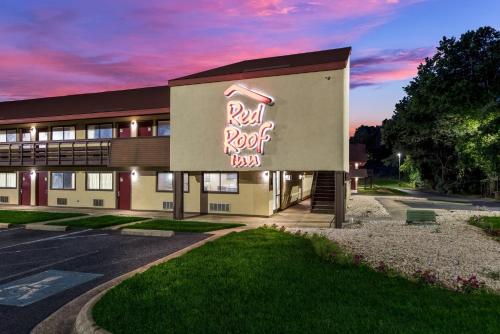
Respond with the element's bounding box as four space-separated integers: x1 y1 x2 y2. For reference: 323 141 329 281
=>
51 172 75 190
0 129 17 143
157 172 189 192
157 121 170 136
87 124 113 139
21 130 31 142
203 172 238 193
52 126 75 141
37 129 48 142
0 172 16 188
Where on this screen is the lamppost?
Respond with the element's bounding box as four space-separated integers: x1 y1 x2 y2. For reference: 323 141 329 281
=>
397 152 401 184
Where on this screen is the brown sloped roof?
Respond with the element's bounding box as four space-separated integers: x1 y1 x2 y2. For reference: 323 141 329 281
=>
0 86 170 125
169 47 351 86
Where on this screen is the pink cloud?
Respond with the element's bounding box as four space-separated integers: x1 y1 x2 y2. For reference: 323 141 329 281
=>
351 47 434 87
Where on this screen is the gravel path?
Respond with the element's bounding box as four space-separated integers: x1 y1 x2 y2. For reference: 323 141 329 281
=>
297 195 500 292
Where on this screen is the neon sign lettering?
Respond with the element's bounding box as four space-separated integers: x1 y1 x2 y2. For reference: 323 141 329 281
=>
223 84 274 168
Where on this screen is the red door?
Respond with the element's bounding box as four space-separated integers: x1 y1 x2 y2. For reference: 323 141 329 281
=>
19 172 31 206
118 123 131 138
117 172 131 210
138 121 153 137
36 172 48 206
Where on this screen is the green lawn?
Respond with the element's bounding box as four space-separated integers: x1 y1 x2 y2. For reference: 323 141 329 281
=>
358 177 413 196
93 228 500 334
0 210 86 224
469 216 500 239
126 219 245 233
49 215 147 229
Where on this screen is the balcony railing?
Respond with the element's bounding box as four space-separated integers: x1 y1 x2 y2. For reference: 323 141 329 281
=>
0 140 111 166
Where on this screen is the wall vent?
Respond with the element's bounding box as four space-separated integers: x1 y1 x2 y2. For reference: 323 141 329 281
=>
0 196 8 203
93 199 104 207
209 203 231 212
163 201 174 211
56 198 67 205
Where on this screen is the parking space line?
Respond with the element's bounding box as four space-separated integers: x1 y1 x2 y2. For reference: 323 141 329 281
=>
0 246 61 255
56 233 109 240
0 229 92 251
0 227 23 234
0 250 100 283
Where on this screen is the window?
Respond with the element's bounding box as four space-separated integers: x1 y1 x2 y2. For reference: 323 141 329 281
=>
203 173 238 193
51 172 75 190
37 129 48 141
157 172 189 192
52 126 75 141
0 172 16 188
22 130 31 142
0 129 17 142
87 124 113 139
157 121 170 136
87 172 113 190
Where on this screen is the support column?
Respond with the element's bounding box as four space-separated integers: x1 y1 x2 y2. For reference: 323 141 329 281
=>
173 171 184 220
334 171 345 228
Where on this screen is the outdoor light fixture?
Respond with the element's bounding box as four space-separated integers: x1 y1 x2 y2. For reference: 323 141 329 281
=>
131 120 137 128
355 162 359 169
30 126 36 133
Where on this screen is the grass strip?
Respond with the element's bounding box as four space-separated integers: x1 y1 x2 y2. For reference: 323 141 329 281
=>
49 215 147 229
0 210 86 224
94 228 500 334
469 216 500 239
126 219 245 233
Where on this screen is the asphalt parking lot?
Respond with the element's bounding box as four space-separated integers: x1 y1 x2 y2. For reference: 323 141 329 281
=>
0 227 209 334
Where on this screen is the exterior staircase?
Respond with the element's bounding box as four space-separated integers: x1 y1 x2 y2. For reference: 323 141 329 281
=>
311 171 335 214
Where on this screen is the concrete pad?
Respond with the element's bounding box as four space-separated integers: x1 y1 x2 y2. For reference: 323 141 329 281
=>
24 224 68 232
0 223 11 229
121 228 174 238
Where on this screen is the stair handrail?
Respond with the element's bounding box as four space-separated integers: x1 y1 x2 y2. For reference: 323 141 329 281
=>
310 171 318 212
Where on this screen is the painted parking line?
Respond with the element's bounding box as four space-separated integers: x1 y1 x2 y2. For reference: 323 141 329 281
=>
0 251 99 283
0 227 23 234
0 270 102 307
0 246 61 255
0 229 92 251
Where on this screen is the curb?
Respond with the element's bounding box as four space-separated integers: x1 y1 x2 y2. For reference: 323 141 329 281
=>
31 227 248 334
121 228 174 237
24 224 68 231
0 223 11 229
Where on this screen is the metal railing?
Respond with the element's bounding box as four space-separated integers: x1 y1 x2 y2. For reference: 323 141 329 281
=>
0 139 111 166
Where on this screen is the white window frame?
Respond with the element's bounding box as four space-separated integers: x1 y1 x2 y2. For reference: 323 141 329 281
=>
86 172 113 191
157 172 189 192
0 172 17 188
51 172 76 190
203 172 238 193
52 126 75 141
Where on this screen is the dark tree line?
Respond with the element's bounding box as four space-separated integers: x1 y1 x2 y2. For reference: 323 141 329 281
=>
380 26 500 193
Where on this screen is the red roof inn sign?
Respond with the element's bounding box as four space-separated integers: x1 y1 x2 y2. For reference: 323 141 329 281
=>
223 84 275 168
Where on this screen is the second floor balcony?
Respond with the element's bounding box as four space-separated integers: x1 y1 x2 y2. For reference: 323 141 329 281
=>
0 136 170 168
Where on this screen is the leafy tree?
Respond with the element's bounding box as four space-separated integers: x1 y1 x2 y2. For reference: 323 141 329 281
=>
350 125 394 176
382 26 500 193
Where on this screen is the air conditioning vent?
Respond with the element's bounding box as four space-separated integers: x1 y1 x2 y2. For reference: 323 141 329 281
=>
56 198 67 205
93 199 104 207
209 203 231 212
163 201 174 211
0 196 9 203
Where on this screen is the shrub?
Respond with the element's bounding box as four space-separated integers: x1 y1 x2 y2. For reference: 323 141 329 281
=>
454 274 485 293
309 234 352 265
413 269 438 285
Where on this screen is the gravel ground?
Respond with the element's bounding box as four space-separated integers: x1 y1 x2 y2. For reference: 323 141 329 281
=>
346 195 391 219
295 195 500 292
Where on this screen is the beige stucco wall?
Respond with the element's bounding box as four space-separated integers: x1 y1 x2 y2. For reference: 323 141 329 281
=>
280 171 313 209
171 68 349 172
131 172 172 211
205 172 272 216
0 176 19 205
48 171 116 208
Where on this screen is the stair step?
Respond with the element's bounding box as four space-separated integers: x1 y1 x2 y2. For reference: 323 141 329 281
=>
311 208 335 214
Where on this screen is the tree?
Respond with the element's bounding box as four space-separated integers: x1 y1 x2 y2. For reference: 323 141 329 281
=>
350 125 394 176
382 26 500 193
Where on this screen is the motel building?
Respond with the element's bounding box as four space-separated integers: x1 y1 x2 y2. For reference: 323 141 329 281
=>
0 47 351 227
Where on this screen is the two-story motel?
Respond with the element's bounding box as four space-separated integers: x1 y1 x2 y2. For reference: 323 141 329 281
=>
0 47 350 226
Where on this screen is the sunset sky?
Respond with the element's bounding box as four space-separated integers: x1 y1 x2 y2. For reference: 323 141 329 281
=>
0 0 498 133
